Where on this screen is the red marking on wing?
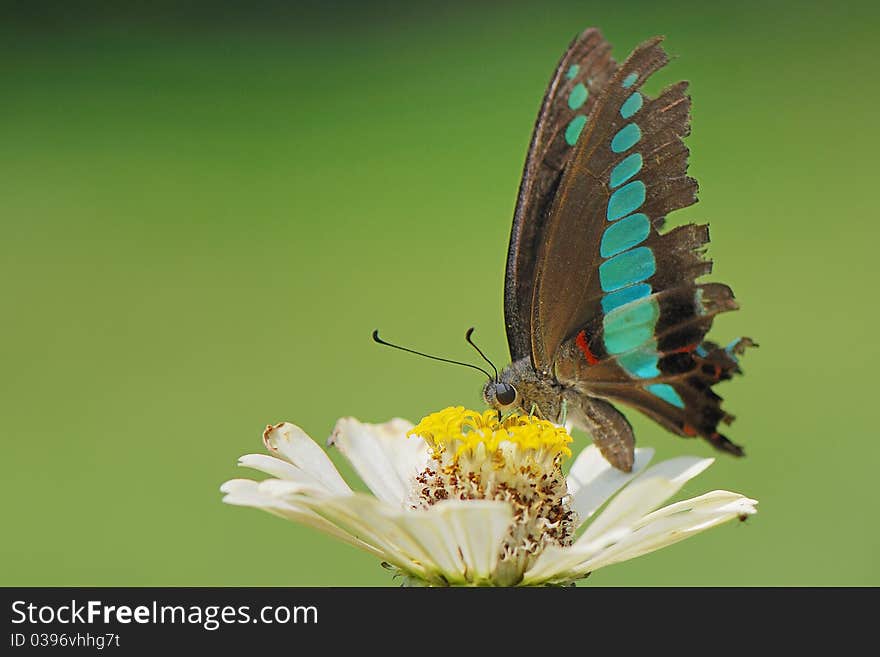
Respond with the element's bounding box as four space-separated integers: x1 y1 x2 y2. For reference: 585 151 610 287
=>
682 423 697 437
669 344 698 354
576 330 599 365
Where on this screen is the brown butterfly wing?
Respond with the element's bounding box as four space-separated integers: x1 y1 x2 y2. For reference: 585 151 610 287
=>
529 35 754 454
529 36 696 373
504 28 618 361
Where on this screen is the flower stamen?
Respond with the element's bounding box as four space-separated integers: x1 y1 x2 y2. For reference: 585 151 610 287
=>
409 406 572 463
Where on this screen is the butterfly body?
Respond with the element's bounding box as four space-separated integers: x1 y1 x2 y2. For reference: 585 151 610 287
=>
487 29 755 471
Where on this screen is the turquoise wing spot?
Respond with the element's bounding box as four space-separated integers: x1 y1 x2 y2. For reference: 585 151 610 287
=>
695 287 706 315
604 322 656 355
565 115 587 146
611 123 641 153
600 213 651 258
568 83 588 110
606 180 646 221
604 298 660 335
603 301 660 353
616 347 661 378
610 153 643 188
601 282 652 314
566 64 580 80
724 338 747 363
599 246 656 291
597 81 664 382
620 92 643 119
647 383 685 409
695 344 709 357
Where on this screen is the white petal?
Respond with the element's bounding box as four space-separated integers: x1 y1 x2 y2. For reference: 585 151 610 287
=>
262 422 350 496
521 529 629 585
257 477 325 498
575 491 758 573
237 454 334 495
394 500 512 584
238 453 300 480
328 417 429 507
579 456 714 543
284 493 439 580
523 490 756 585
525 456 715 583
289 493 511 585
220 478 274 507
566 445 654 527
219 479 378 556
635 489 757 529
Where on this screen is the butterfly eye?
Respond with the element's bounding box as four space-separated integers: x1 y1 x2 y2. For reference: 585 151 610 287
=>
495 383 517 406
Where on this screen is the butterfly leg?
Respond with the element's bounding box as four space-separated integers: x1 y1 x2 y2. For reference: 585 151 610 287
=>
563 391 635 472
528 402 547 420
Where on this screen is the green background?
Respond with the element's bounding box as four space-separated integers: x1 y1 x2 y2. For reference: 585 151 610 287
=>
2 0 876 586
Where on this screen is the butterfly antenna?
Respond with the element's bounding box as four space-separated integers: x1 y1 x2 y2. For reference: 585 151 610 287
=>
464 327 499 382
372 330 493 380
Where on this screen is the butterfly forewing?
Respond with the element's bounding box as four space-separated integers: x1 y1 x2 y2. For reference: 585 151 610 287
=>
530 37 694 370
504 28 618 361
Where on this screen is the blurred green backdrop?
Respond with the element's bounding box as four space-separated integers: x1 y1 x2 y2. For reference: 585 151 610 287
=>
2 0 877 586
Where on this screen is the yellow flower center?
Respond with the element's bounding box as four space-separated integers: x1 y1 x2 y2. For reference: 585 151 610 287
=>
406 406 576 585
408 406 573 463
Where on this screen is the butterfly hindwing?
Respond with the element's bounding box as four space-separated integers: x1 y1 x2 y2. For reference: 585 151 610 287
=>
556 286 754 455
504 28 618 361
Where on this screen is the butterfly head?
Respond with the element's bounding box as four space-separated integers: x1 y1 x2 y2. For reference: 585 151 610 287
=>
482 358 566 422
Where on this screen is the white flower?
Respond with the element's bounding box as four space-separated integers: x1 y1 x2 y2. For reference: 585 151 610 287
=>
221 406 756 586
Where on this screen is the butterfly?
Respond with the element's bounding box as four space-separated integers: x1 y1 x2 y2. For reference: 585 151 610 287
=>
481 28 755 471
